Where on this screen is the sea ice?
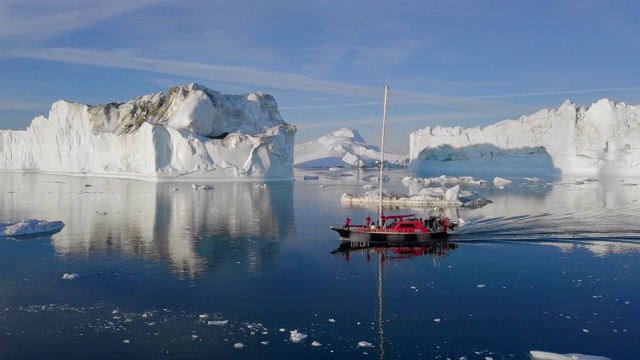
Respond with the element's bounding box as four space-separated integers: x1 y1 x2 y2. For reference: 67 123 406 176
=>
529 350 611 360
357 341 374 348
208 320 228 326
1 219 65 237
62 273 79 280
233 343 244 349
289 330 307 343
192 184 214 190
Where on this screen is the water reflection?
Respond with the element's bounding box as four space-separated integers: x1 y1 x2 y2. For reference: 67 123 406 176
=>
0 172 294 277
331 241 457 360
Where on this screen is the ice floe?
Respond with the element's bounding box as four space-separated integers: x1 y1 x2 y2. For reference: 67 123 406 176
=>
0 219 65 237
529 350 611 360
340 185 490 208
289 330 307 343
62 273 79 280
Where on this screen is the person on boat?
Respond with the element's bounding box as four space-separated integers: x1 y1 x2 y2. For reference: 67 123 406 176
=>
343 217 351 229
365 216 371 227
380 213 386 229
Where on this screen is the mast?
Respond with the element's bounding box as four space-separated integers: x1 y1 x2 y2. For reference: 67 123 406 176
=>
379 85 389 222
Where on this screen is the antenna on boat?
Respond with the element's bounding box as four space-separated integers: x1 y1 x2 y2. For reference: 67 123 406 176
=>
379 85 389 224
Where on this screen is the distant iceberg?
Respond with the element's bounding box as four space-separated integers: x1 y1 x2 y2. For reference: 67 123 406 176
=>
0 83 296 180
409 99 640 177
0 219 65 237
294 127 407 169
340 185 490 208
529 350 611 360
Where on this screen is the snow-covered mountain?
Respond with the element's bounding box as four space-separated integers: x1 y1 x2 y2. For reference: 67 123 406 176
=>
293 128 407 168
0 83 296 180
409 99 640 176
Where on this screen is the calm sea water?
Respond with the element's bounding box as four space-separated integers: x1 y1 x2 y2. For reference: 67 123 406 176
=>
0 170 639 359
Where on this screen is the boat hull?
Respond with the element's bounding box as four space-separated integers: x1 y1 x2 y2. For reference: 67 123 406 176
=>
330 226 449 244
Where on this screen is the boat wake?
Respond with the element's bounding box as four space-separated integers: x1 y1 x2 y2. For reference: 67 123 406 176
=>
450 208 640 247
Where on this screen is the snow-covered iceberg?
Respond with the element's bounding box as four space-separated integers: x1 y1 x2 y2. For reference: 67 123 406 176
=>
340 185 490 208
409 99 640 177
0 83 296 180
0 219 65 237
294 128 407 168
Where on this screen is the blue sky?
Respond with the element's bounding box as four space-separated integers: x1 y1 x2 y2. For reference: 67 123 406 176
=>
2 1 640 154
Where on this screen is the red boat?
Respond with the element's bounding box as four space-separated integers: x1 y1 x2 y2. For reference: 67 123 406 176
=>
330 85 456 244
331 213 455 244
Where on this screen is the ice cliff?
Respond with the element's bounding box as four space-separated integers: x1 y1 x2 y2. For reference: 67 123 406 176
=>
0 83 296 180
409 99 640 176
294 127 407 168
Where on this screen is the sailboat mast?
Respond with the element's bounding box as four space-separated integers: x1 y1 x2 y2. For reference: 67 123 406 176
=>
379 85 389 221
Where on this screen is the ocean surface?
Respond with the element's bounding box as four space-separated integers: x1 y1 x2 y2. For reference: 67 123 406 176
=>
0 170 639 359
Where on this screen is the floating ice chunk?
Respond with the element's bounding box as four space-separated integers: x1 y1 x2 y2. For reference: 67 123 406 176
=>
357 341 374 348
279 328 286 332
529 350 611 360
191 335 198 339
493 177 512 185
62 273 79 280
1 219 65 237
192 184 214 190
233 343 244 349
312 341 322 347
433 318 441 322
477 284 486 288
328 318 336 323
261 341 269 345
582 329 589 333
208 320 228 326
289 330 307 343
123 339 130 344
199 314 209 320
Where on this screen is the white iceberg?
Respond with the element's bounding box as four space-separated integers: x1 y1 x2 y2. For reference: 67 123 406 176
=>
289 330 307 343
409 99 640 177
0 219 65 237
0 83 296 180
529 350 611 360
340 185 490 208
294 128 407 169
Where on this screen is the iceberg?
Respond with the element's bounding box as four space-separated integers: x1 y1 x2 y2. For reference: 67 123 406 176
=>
409 99 640 176
529 350 611 360
0 83 296 181
294 127 407 168
340 185 490 208
0 219 65 237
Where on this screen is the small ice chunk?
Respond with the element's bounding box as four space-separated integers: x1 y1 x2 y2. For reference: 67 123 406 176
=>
192 184 214 190
123 339 130 344
312 341 322 347
62 273 79 280
199 314 209 320
433 318 441 322
357 341 374 348
279 328 286 332
261 341 269 345
233 343 244 349
290 330 307 343
477 284 486 288
328 318 336 323
208 320 227 326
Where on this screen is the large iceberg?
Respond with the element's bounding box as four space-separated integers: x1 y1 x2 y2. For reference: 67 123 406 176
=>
0 83 296 180
294 127 407 168
409 99 640 176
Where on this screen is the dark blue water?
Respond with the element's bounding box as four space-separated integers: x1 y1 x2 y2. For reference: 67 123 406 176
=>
0 171 639 359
